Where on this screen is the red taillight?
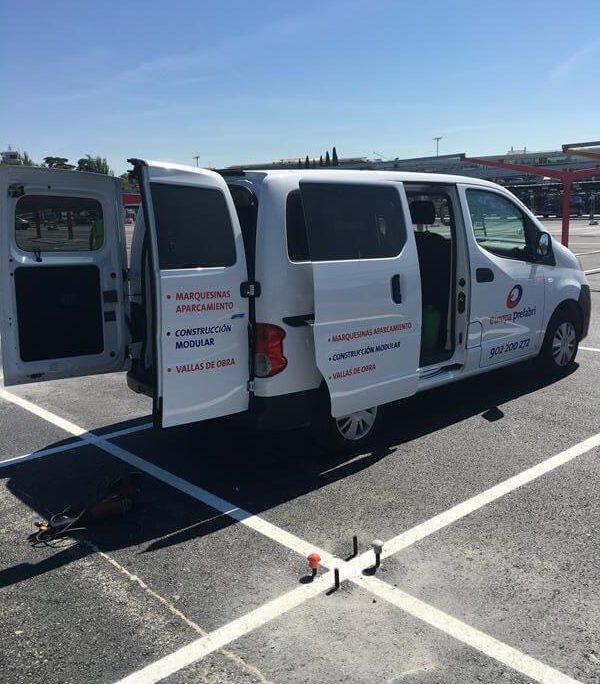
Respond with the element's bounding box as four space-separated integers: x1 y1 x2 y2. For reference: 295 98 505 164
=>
254 324 287 377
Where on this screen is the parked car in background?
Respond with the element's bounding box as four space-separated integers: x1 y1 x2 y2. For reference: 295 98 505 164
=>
541 193 585 218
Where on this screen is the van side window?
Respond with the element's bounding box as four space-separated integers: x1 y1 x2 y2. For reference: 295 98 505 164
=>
228 184 257 275
15 195 104 252
466 189 534 261
298 183 406 261
286 190 310 262
150 183 236 269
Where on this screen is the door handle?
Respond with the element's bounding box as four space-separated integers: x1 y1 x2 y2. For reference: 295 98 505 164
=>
476 267 494 283
391 274 402 303
282 313 315 327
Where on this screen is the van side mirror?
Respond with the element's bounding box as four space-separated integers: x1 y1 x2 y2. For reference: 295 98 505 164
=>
535 231 552 260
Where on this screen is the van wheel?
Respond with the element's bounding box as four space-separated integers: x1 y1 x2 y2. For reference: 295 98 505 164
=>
538 309 579 374
310 390 385 454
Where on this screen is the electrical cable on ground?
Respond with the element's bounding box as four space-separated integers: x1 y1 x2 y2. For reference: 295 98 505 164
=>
30 472 143 545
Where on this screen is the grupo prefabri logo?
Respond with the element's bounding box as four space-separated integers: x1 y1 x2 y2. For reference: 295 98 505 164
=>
506 284 523 309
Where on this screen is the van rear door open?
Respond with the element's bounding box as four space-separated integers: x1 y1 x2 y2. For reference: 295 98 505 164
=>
1 162 250 430
299 179 422 417
0 166 128 385
132 161 250 428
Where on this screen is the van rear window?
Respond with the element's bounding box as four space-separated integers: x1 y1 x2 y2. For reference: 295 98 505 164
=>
150 183 236 269
15 195 104 252
295 183 406 261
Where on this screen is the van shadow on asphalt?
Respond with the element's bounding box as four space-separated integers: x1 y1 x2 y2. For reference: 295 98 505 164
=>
0 360 577 589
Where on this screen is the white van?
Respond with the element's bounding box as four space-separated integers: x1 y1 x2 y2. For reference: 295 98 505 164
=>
0 161 591 451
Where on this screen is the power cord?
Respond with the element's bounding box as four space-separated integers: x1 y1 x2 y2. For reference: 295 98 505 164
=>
31 472 143 545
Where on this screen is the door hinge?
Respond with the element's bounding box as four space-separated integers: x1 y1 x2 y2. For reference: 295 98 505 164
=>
241 281 261 298
8 184 24 198
247 380 255 392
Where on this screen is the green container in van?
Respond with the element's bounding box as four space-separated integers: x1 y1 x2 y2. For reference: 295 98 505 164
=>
422 305 441 351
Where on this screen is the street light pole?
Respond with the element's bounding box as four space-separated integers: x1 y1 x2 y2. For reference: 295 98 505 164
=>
193 155 200 167
433 136 442 157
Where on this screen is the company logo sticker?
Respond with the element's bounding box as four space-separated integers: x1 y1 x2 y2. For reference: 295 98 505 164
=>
506 284 523 309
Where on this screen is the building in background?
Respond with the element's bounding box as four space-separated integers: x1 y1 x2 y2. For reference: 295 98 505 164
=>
222 147 600 216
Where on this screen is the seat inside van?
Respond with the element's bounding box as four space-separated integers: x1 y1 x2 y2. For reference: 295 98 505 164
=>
408 195 454 366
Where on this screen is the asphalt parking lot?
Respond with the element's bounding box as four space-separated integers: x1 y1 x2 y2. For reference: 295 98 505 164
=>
1 217 600 684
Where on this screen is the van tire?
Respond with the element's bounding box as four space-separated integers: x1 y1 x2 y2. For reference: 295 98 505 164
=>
538 307 579 375
310 386 385 454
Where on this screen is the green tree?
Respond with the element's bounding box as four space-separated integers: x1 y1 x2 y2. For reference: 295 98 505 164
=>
332 146 338 166
20 151 35 166
43 156 74 169
312 158 316 167
305 155 310 167
77 154 112 175
325 150 331 166
298 158 302 168
319 155 323 167
119 172 135 191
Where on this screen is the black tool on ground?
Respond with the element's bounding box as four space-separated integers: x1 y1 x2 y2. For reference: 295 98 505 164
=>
31 472 143 544
352 535 359 557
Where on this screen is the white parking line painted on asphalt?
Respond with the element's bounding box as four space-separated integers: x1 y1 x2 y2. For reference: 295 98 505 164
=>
91 436 340 567
0 388 338 567
0 421 152 470
584 268 600 275
580 346 600 353
0 388 88 435
113 575 334 684
114 559 585 684
0 386 593 684
357 576 582 684
0 440 83 468
378 431 600 560
114 552 585 684
574 249 600 256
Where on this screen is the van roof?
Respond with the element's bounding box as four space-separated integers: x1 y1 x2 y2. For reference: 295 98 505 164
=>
232 168 506 190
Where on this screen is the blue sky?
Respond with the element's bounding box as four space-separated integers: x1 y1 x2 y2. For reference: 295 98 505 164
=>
2 0 599 175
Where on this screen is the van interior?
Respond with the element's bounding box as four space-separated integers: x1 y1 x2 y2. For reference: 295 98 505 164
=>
406 188 456 367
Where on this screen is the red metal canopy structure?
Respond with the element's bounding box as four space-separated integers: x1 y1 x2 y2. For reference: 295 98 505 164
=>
460 149 600 247
122 192 141 206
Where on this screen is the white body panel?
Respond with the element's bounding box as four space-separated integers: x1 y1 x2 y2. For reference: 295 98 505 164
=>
251 174 321 398
0 167 127 385
458 185 546 368
139 162 250 428
299 179 421 417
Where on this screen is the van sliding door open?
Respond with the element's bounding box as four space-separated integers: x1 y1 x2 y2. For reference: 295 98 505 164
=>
299 179 422 417
133 161 250 428
0 167 127 385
